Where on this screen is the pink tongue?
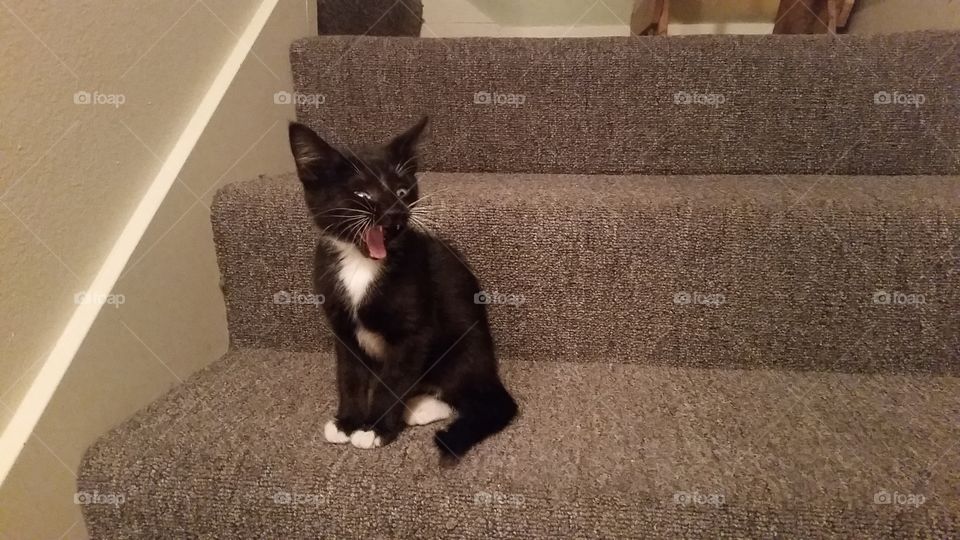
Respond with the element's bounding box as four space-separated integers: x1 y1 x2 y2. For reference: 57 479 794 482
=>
364 226 387 259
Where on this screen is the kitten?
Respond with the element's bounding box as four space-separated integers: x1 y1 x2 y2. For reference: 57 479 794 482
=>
288 117 517 465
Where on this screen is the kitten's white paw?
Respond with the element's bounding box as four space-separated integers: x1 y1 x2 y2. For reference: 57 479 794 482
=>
324 420 350 444
349 430 382 449
404 395 453 426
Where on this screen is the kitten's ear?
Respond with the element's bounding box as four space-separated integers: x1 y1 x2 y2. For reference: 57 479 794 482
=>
288 122 342 183
387 116 428 163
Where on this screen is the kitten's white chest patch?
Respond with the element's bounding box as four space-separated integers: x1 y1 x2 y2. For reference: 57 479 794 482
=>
327 238 383 310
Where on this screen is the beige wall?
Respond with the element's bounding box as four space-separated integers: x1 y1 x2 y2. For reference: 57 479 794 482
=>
0 0 259 432
847 0 960 33
0 0 313 537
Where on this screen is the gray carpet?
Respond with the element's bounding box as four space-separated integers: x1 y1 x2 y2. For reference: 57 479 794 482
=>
78 30 960 538
290 32 960 176
78 350 960 538
212 173 959 374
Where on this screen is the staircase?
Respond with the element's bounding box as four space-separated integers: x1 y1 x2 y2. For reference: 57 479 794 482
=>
79 32 959 537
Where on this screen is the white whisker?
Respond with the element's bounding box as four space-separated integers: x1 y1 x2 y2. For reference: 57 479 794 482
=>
344 218 370 246
395 155 418 176
316 206 373 216
409 189 448 208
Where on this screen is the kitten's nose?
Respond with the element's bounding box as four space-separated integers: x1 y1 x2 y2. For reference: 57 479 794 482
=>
379 207 408 229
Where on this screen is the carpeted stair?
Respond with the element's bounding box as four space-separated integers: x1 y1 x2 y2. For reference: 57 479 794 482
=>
78 32 960 538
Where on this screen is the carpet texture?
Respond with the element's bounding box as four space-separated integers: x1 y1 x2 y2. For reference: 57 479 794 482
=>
78 30 960 538
212 173 959 374
78 350 960 538
290 33 960 176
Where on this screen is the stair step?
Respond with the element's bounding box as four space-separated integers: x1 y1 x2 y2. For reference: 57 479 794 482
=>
212 173 959 374
79 349 960 537
290 32 960 176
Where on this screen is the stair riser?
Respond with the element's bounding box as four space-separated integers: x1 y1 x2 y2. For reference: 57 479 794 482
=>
291 33 960 176
212 175 959 374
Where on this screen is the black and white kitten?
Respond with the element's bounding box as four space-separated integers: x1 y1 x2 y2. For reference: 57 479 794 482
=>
287 118 517 465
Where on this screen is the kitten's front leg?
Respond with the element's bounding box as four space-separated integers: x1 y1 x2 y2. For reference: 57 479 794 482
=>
361 339 429 448
324 341 372 444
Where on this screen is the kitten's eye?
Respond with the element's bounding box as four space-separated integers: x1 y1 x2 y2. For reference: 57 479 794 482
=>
354 191 372 200
396 188 409 198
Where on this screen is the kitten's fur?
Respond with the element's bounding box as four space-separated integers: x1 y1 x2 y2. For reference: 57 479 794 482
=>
288 118 517 465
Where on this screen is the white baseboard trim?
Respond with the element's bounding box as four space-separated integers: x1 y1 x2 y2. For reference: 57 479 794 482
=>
0 0 282 486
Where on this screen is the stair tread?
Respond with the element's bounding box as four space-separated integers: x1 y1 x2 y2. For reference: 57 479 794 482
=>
80 349 960 537
222 171 960 205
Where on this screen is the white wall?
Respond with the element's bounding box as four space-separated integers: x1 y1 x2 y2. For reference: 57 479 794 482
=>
0 1 314 537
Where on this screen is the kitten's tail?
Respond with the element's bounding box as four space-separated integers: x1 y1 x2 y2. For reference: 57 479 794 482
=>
435 381 517 465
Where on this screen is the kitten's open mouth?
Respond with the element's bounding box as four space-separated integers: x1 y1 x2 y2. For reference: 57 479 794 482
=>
363 226 387 260
362 225 403 260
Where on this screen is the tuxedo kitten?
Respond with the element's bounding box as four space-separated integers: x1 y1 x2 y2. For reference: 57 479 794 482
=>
288 118 517 464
